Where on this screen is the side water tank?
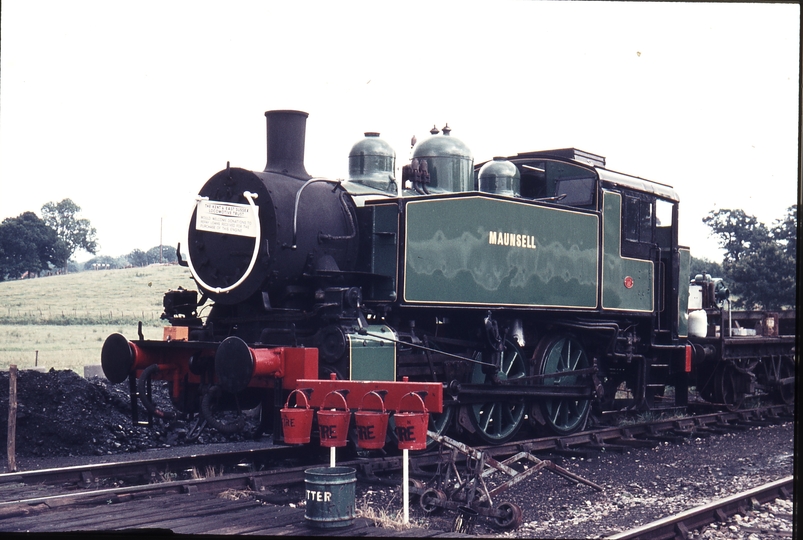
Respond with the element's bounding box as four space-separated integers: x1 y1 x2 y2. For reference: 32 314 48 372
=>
688 309 708 338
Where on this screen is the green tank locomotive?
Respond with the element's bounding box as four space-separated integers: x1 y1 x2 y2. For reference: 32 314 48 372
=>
101 110 794 447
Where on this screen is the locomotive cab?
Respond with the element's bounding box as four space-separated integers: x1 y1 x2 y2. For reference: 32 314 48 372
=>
494 148 603 209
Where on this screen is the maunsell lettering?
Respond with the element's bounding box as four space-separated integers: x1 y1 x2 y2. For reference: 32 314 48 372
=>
488 231 536 249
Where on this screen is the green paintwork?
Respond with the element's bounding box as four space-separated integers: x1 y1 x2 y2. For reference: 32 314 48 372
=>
347 133 397 193
601 191 654 312
361 203 398 301
677 248 691 337
478 157 521 197
538 334 591 434
412 133 474 193
467 338 527 444
403 195 599 308
303 466 356 528
348 325 396 381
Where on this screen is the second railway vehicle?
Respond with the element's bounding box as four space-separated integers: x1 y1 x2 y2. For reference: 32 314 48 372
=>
101 110 796 446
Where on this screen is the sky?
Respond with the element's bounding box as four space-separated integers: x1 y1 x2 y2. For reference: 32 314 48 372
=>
0 1 799 265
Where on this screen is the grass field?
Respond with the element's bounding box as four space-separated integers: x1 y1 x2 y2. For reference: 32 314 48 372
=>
0 265 200 373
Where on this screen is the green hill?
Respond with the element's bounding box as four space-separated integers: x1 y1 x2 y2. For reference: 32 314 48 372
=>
1 265 198 325
0 265 201 373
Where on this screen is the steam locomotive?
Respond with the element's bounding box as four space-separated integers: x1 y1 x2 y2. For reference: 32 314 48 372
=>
101 110 795 446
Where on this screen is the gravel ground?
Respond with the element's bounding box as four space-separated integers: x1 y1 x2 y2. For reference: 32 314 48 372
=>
0 369 797 539
354 421 795 538
691 497 794 540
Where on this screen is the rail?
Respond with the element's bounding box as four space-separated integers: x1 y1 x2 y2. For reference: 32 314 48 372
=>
606 476 794 540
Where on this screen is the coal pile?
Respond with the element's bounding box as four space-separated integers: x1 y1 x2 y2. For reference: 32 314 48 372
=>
0 369 258 461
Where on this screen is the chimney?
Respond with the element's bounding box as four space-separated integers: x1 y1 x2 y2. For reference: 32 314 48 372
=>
264 110 311 179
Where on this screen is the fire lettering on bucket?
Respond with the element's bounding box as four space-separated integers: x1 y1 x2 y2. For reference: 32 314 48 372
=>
306 489 332 502
395 425 416 442
320 425 337 439
282 416 295 428
356 425 375 440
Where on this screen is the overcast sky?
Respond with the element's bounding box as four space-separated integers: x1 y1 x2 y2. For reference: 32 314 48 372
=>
0 1 799 265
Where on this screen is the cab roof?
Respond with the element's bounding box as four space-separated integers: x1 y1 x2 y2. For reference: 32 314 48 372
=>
477 148 679 202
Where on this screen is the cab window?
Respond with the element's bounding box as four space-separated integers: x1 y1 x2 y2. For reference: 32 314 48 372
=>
555 176 595 207
519 160 597 209
654 198 675 247
622 192 654 258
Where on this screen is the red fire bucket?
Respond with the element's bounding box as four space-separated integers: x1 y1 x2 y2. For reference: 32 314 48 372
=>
317 391 351 448
280 389 314 444
353 391 389 450
394 392 429 451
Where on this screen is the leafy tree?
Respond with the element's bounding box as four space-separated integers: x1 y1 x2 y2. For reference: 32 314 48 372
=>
0 212 70 280
727 239 795 311
41 199 98 261
702 208 769 264
771 205 797 259
703 206 796 310
690 256 724 281
127 249 149 267
146 245 176 264
82 255 127 271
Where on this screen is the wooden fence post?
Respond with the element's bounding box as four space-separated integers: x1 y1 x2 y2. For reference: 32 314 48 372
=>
7 365 18 473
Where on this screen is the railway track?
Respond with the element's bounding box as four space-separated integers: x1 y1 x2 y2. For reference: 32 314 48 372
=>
606 476 795 540
0 403 791 496
0 402 791 536
465 403 793 460
0 442 315 493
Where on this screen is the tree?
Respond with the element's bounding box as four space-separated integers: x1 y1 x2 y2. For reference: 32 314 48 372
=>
690 255 724 281
82 255 127 271
146 245 176 264
703 206 796 310
127 249 149 267
771 205 797 259
41 199 98 261
0 212 70 280
727 239 795 311
702 208 769 264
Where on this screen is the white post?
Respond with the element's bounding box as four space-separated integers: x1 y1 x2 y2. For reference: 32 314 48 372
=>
403 448 409 524
330 446 336 468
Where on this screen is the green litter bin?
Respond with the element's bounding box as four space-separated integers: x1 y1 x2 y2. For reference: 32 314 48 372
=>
304 466 356 528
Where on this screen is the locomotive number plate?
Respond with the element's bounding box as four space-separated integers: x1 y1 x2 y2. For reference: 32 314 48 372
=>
196 200 259 237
